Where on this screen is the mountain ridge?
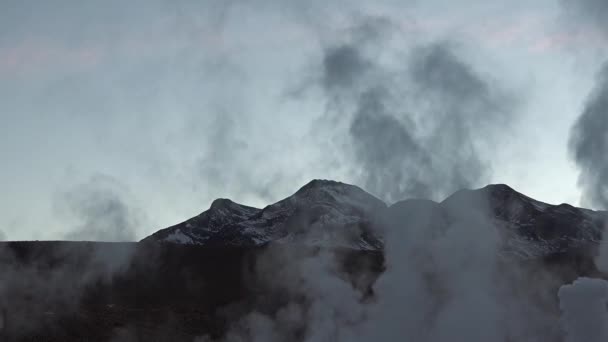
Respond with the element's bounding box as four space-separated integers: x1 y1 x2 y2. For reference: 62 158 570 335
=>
142 180 607 258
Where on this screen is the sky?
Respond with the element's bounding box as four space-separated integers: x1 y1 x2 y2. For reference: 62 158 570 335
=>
0 0 606 241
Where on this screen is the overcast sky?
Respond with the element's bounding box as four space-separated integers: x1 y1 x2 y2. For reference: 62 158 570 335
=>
1 0 606 241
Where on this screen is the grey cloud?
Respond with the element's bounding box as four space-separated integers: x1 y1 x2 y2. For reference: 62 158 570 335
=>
320 17 395 93
59 175 142 242
561 8 608 342
191 110 288 204
0 0 230 44
569 65 608 209
197 113 249 185
318 21 515 202
364 193 545 342
202 16 555 342
561 0 608 37
410 43 491 110
559 277 608 342
323 45 372 90
562 0 608 209
205 185 563 342
0 0 293 236
349 88 430 201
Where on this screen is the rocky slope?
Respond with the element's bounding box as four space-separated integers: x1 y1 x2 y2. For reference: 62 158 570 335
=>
143 180 607 258
143 180 386 250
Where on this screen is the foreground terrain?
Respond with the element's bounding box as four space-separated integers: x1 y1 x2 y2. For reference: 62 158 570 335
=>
2 181 607 341
0 242 382 341
0 240 602 341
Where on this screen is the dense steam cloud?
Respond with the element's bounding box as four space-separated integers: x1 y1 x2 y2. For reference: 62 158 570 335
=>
197 249 370 342
563 0 608 294
561 0 608 37
0 0 588 239
564 0 608 210
192 18 568 342
559 4 608 342
1 174 141 337
58 175 142 242
0 242 137 338
318 21 515 202
2 1 608 341
559 277 608 342
569 66 608 209
198 185 571 342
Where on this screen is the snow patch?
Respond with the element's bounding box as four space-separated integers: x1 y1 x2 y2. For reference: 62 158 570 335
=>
164 229 195 244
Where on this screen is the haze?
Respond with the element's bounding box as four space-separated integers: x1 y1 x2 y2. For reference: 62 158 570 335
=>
0 0 606 241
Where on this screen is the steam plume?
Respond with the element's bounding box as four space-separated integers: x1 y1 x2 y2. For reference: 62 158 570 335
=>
58 174 142 241
559 277 608 342
318 21 515 202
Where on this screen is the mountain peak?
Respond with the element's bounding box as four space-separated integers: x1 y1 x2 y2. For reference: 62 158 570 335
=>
143 180 606 255
144 179 387 249
210 198 236 210
443 183 530 204
291 179 386 211
482 183 516 193
295 179 346 193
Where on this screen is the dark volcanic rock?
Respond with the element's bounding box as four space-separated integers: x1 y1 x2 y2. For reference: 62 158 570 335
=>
3 181 608 341
142 199 261 245
0 241 383 341
144 180 387 250
144 181 607 260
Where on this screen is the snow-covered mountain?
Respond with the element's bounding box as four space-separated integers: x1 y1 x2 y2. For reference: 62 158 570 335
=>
142 180 387 250
142 181 607 257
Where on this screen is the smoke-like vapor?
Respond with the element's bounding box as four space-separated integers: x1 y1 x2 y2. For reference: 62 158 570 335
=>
200 187 566 342
361 189 567 342
1 174 142 337
558 4 608 342
58 174 142 241
2 2 600 340
562 0 608 291
560 0 608 38
563 0 608 210
193 246 375 342
349 87 430 200
2 0 324 239
559 277 608 342
198 16 565 342
1 178 142 339
194 111 288 204
0 241 138 338
318 20 515 202
568 65 608 210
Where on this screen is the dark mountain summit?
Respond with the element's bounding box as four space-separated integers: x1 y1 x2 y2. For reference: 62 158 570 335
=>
142 180 387 249
143 181 607 259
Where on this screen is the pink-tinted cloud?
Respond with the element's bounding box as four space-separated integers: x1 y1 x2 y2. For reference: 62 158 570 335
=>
2 8 606 79
530 29 608 53
0 39 106 76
